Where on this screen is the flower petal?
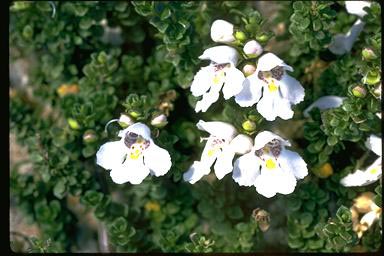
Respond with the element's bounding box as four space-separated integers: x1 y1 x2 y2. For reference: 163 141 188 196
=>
329 19 365 55
96 141 127 170
229 134 253 154
195 83 222 113
328 34 349 55
254 131 291 150
214 146 236 180
234 74 263 107
190 66 214 97
199 45 239 65
210 19 235 43
257 53 293 72
343 19 365 51
256 91 277 121
360 211 379 227
345 1 372 18
273 97 295 120
110 156 150 184
279 74 305 104
232 152 261 186
118 122 151 140
144 141 172 177
196 120 237 140
277 149 308 180
365 134 382 156
255 167 297 198
303 96 345 118
340 158 381 187
222 67 245 100
183 161 211 184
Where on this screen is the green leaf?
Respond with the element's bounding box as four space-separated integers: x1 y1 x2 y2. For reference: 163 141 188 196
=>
300 212 313 228
327 136 338 146
336 205 352 223
312 19 322 31
292 1 305 11
53 179 66 199
227 206 244 220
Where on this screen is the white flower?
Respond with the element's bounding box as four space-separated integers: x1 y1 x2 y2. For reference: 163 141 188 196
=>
303 95 346 118
345 1 372 18
329 1 372 55
233 131 308 198
328 19 365 55
96 122 172 184
210 19 235 43
243 40 263 57
235 53 305 121
191 46 246 113
340 134 382 187
183 120 253 184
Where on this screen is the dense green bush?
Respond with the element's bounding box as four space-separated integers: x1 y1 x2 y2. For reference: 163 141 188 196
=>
10 1 381 253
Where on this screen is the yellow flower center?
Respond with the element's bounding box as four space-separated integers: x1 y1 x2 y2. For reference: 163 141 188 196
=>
213 70 225 85
129 144 145 160
370 168 378 174
207 149 216 157
268 80 279 92
265 159 277 170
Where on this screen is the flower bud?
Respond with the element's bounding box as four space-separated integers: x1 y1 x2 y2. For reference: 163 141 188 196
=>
363 70 381 85
352 85 367 98
242 120 256 132
83 130 98 143
67 118 80 130
243 40 263 57
373 84 381 98
151 114 168 128
362 48 377 61
129 110 141 118
242 64 256 76
118 113 134 128
210 19 235 43
234 31 247 42
256 34 269 43
313 163 333 178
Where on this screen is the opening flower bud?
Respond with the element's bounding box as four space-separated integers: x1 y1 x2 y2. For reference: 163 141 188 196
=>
352 85 367 98
234 31 246 41
118 113 134 128
242 120 256 132
83 130 98 143
210 19 235 43
243 40 263 57
363 70 381 85
243 64 256 76
67 118 81 130
362 48 377 61
151 114 168 128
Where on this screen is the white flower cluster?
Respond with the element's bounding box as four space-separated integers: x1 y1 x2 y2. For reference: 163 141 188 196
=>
95 18 310 199
191 19 305 121
183 121 308 198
